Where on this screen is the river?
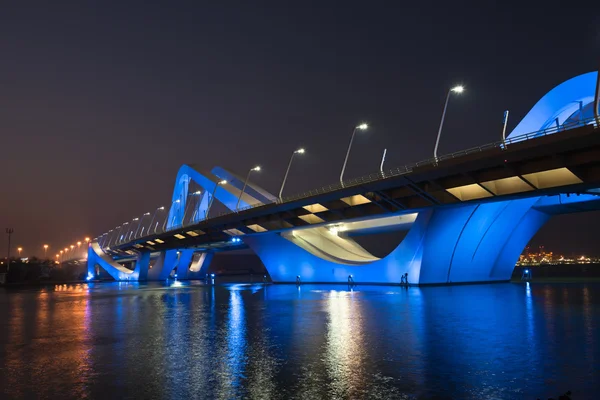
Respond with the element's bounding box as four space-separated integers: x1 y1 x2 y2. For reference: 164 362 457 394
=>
0 282 598 399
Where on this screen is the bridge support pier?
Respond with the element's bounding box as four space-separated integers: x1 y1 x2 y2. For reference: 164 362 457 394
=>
243 197 551 285
87 242 146 281
88 243 214 282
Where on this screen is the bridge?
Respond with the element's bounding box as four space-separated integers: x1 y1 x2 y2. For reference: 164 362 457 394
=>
87 71 600 285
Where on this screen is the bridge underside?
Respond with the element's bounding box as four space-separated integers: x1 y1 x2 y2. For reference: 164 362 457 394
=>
88 193 600 285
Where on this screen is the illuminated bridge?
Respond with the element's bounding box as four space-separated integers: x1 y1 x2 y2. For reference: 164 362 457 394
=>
88 72 600 285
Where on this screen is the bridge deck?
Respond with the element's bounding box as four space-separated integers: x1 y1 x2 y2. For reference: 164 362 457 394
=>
110 123 600 255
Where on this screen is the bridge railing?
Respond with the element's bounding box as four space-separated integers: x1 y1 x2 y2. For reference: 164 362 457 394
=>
100 116 599 248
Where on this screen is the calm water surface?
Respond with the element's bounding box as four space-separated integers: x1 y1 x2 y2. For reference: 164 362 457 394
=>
0 282 598 399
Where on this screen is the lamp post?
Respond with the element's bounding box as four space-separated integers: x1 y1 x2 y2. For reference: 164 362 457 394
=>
167 199 181 230
127 218 139 241
5 228 14 270
117 222 129 244
433 85 464 160
236 166 261 211
59 250 63 263
43 244 49 259
105 230 116 248
147 206 164 235
97 233 106 248
502 110 510 142
135 213 150 238
279 148 304 200
183 192 202 226
206 180 227 219
340 123 368 184
17 247 22 258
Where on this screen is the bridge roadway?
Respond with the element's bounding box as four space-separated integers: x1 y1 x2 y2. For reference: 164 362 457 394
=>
107 122 600 259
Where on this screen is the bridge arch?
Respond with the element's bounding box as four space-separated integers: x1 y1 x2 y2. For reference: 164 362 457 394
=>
508 71 598 138
165 164 276 230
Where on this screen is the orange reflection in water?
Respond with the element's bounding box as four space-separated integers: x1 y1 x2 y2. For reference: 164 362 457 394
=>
2 284 93 398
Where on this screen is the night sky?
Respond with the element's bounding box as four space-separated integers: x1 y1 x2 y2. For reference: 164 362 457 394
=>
1 1 599 258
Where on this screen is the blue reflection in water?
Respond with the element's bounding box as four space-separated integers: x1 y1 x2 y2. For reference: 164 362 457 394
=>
216 286 247 397
0 282 599 399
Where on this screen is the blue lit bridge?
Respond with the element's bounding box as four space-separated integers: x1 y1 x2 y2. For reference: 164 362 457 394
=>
87 72 600 285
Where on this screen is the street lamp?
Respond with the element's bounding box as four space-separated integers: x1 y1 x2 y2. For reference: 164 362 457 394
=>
279 148 305 200
340 123 368 184
43 244 49 258
206 180 227 219
236 166 261 211
17 247 22 257
135 213 151 238
147 206 165 235
168 200 182 229
183 192 203 226
128 218 139 241
433 85 464 160
117 222 129 244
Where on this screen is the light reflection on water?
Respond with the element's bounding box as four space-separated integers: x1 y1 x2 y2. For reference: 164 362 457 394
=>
0 282 599 399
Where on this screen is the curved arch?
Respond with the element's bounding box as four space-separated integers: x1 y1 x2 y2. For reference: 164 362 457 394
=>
243 198 551 284
508 71 597 138
87 242 144 281
166 164 276 229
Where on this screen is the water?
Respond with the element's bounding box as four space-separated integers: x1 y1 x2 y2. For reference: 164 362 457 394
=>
0 282 598 399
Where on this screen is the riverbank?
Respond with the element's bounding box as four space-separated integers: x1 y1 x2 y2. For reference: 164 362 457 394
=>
512 263 600 282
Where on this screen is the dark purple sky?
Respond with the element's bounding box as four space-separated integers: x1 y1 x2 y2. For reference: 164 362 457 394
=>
1 1 599 258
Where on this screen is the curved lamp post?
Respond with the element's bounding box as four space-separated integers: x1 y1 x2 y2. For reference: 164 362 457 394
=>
206 180 227 219
236 166 261 211
433 85 464 160
135 213 150 238
183 191 203 226
279 148 304 200
340 123 368 184
148 206 165 235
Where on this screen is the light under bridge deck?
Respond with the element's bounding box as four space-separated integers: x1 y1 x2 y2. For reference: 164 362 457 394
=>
107 122 600 258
